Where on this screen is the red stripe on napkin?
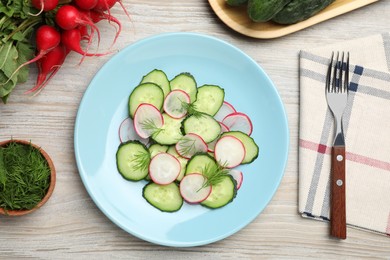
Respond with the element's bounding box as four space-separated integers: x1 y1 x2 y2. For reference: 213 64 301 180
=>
299 139 390 171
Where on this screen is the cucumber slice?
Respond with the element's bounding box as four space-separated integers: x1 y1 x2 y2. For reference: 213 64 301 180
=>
128 83 164 118
182 113 221 143
192 85 225 116
201 175 237 209
140 69 171 98
143 182 183 212
221 131 259 164
170 72 197 103
185 153 217 175
116 141 150 181
149 143 169 158
151 113 184 145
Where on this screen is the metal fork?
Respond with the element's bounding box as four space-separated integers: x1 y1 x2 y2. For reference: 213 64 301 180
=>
325 52 349 240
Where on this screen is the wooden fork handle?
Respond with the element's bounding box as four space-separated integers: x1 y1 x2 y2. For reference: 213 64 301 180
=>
330 146 347 239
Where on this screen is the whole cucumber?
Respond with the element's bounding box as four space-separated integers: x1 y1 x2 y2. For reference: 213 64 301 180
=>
272 0 335 24
226 0 248 6
247 0 293 22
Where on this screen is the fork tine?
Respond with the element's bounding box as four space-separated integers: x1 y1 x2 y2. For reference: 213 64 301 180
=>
332 52 339 93
344 52 349 93
338 52 345 93
326 52 334 92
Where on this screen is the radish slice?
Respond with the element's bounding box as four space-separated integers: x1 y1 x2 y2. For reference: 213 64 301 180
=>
229 169 243 190
222 112 253 136
134 103 164 139
175 133 208 159
214 136 246 168
214 101 236 121
118 117 149 145
180 173 212 203
149 153 181 185
163 89 191 119
207 122 230 152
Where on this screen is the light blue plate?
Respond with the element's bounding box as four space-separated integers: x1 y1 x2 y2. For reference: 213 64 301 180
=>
74 32 289 247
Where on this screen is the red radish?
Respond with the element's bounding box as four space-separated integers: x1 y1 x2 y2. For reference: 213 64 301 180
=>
149 153 181 185
228 169 243 190
75 0 98 10
222 112 253 136
214 101 236 122
180 173 212 203
94 0 116 10
133 104 164 139
118 117 149 145
94 0 130 20
61 29 108 63
207 122 230 152
56 5 98 31
87 10 122 47
220 122 230 132
1 25 60 87
175 133 208 159
78 25 91 41
55 5 101 50
31 0 59 15
164 89 191 119
214 136 246 168
25 44 68 94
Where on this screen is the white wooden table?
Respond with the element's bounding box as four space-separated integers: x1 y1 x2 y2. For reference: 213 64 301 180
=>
1 1 389 258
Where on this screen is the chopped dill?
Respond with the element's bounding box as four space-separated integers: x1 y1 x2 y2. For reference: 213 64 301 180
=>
132 150 150 172
0 142 51 211
201 162 229 188
140 119 163 136
177 137 197 157
181 102 203 118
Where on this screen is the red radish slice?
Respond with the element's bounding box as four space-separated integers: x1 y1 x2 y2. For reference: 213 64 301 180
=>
149 153 181 185
214 101 236 121
133 104 164 139
229 169 243 190
118 117 149 145
214 136 246 168
207 122 230 152
180 173 212 203
175 133 208 159
222 112 253 136
163 90 191 119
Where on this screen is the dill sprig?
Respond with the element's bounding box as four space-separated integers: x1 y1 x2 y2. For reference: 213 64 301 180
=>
177 137 197 157
140 119 163 136
132 150 150 172
181 102 203 118
0 142 51 210
201 162 229 188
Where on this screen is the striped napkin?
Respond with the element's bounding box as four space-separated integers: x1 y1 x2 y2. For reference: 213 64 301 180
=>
299 33 390 236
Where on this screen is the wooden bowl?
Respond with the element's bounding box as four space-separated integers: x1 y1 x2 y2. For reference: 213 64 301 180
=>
0 139 56 216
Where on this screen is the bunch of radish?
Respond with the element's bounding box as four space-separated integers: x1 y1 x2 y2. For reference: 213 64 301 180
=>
117 70 259 210
20 0 128 94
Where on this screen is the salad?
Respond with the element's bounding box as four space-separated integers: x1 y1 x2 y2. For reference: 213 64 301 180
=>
116 69 259 212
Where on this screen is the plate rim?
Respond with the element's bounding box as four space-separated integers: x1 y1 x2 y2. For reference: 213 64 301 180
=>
74 32 290 247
